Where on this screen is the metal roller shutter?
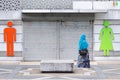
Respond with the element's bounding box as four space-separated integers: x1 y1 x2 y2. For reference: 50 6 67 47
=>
23 22 57 61
60 21 93 60
23 21 93 61
22 14 94 61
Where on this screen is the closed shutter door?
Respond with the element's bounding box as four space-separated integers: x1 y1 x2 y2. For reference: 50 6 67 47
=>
60 21 93 60
23 22 57 61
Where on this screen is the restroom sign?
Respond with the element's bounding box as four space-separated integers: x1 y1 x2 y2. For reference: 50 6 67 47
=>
112 1 119 7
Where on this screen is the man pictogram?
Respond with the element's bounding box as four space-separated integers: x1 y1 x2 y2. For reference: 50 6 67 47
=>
4 21 16 56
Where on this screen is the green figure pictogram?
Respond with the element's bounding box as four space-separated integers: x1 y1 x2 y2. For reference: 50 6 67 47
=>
99 21 114 56
116 1 119 6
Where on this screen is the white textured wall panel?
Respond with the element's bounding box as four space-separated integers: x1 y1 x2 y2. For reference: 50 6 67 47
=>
93 1 120 10
95 10 120 19
14 43 23 51
73 1 92 9
94 20 120 25
94 1 113 10
108 10 120 19
94 43 100 51
16 34 23 42
0 21 22 25
0 11 21 20
94 25 120 33
0 43 23 51
73 1 120 10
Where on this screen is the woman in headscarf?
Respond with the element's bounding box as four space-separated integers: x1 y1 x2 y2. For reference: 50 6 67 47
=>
77 34 90 68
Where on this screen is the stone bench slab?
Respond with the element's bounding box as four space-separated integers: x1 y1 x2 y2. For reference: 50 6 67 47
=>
40 60 74 72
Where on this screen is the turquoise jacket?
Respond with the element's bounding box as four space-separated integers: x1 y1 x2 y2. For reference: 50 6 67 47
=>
78 34 88 50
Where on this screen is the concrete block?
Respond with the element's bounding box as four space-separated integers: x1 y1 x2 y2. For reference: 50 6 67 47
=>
40 60 74 72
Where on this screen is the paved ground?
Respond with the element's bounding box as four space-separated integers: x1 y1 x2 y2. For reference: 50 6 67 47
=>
0 61 120 80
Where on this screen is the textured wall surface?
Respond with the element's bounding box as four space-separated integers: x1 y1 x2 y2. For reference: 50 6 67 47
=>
0 0 120 60
22 0 94 10
0 0 21 11
0 0 21 20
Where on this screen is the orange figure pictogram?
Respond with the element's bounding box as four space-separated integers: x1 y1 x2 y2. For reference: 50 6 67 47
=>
4 21 16 56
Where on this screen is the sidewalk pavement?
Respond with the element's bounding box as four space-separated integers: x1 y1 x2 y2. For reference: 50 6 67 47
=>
0 61 120 80
0 60 98 65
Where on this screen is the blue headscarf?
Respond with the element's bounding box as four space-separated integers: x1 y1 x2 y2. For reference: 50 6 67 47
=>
78 34 88 50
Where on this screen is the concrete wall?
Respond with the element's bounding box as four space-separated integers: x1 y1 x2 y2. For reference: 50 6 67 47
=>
0 0 120 60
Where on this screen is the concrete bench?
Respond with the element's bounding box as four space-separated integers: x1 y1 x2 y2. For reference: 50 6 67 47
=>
40 60 74 72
